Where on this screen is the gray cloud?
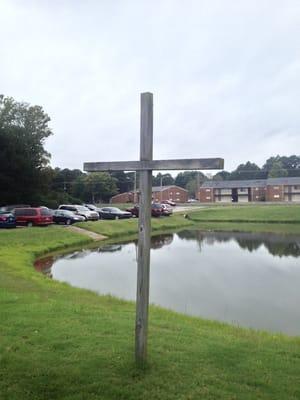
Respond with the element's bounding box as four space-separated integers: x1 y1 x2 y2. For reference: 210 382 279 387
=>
0 0 299 172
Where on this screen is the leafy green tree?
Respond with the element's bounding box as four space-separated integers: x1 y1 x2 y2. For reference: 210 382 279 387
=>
111 171 135 193
0 95 52 204
267 161 288 178
229 162 266 180
72 173 118 203
51 168 84 194
152 173 174 187
263 155 300 177
175 171 206 188
186 178 198 197
71 175 86 202
213 171 231 181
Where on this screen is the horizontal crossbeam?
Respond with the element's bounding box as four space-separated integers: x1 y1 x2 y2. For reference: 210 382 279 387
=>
84 158 224 172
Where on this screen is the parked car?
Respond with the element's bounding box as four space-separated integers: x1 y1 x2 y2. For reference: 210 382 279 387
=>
162 200 176 207
98 207 132 220
0 211 16 228
161 203 173 216
0 204 31 212
84 204 102 214
14 207 53 227
126 203 163 217
58 205 99 221
52 210 85 225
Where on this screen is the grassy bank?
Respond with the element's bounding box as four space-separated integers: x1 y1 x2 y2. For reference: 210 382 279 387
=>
1 209 300 399
77 205 300 238
187 204 300 223
77 213 194 238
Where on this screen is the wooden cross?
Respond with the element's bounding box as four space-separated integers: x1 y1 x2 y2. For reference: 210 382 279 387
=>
84 92 224 365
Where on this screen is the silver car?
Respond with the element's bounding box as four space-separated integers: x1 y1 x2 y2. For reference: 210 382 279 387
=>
58 205 99 221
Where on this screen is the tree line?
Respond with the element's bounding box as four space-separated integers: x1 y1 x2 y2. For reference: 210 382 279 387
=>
1 95 299 207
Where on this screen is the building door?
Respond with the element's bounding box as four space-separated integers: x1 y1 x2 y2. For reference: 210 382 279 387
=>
248 188 251 202
232 188 238 202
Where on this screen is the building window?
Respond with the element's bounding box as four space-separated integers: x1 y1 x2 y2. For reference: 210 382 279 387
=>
176 192 180 195
294 186 300 190
274 194 280 198
206 189 210 192
239 188 247 192
206 196 211 200
273 186 279 190
255 188 259 191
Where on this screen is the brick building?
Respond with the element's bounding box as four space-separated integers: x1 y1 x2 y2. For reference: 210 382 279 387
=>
110 191 137 204
198 177 300 203
111 185 188 204
151 185 188 203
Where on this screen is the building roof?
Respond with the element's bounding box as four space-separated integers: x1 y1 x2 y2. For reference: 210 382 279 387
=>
111 185 188 199
200 179 267 189
266 177 300 185
152 185 188 192
200 177 300 189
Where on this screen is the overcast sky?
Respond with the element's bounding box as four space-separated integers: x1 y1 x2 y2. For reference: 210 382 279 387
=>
0 0 299 173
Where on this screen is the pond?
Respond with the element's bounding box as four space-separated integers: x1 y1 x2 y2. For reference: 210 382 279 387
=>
35 230 300 335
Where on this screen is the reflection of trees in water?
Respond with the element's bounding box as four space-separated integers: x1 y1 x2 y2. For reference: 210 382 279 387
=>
264 242 300 258
235 239 262 252
177 230 205 251
177 230 300 258
150 234 174 249
133 234 174 250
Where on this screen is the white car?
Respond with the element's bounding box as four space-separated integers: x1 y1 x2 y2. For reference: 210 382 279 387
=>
58 205 99 221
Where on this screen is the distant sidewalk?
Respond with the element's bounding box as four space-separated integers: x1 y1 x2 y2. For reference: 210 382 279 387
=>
67 225 107 241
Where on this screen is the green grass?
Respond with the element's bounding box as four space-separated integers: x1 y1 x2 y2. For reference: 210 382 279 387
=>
77 214 193 238
188 204 300 223
1 209 300 399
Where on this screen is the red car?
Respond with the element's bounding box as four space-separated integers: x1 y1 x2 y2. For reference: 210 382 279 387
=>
14 207 53 227
126 203 163 217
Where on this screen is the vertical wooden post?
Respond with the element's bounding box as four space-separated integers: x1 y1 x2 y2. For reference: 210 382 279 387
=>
135 92 153 365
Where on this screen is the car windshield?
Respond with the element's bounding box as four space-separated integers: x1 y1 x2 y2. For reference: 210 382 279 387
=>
64 210 76 216
56 210 74 216
77 206 89 212
41 208 52 216
152 203 162 208
107 208 122 213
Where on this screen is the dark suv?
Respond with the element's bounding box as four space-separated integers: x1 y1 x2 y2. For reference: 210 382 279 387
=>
14 207 53 227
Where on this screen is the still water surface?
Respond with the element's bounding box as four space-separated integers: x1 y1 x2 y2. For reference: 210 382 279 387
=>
35 230 300 335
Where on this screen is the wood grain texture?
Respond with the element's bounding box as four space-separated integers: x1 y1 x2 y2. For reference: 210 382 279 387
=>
135 93 153 365
84 158 224 172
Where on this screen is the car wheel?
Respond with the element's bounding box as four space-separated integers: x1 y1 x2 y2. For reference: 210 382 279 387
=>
65 219 71 225
27 222 33 227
